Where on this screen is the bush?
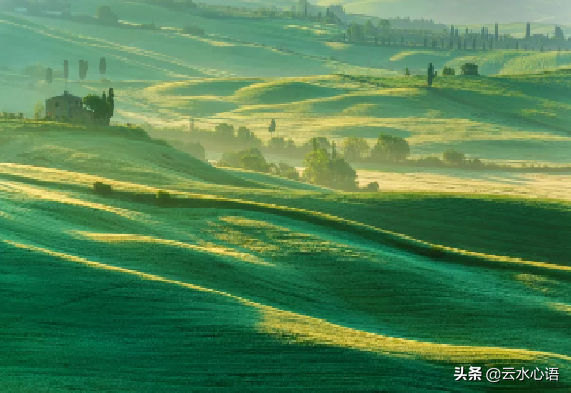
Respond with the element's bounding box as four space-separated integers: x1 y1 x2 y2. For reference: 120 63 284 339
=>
442 66 455 75
363 181 380 192
184 141 206 161
443 149 466 165
416 156 444 167
276 162 300 180
93 181 113 195
183 25 205 36
218 148 270 173
465 158 484 168
156 190 171 203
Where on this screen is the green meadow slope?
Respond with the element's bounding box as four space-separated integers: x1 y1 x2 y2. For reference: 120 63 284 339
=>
136 72 571 164
3 1 571 168
4 0 571 116
1 121 571 391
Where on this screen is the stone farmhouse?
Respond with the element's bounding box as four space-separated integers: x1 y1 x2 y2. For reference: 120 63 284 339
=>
45 91 94 122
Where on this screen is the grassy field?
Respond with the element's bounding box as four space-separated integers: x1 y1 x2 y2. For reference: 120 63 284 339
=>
136 72 571 167
1 121 571 390
2 2 571 390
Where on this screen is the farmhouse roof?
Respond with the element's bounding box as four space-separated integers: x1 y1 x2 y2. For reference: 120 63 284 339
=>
47 91 82 101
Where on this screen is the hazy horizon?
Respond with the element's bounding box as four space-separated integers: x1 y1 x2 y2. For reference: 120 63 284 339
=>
201 0 571 26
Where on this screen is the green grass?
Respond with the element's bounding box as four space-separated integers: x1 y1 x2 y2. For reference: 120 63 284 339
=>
2 119 571 390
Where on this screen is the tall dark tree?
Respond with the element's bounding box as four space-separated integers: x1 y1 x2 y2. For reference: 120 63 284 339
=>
495 22 499 41
108 87 114 117
99 57 107 76
526 23 531 40
79 60 89 80
46 67 53 84
427 63 436 87
63 60 69 90
268 118 276 135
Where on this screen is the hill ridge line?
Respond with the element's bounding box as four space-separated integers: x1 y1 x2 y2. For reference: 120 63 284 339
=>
1 165 570 279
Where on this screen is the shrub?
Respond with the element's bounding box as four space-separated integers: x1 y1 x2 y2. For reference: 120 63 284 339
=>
443 149 466 165
184 141 206 161
416 156 444 167
276 162 300 180
363 181 380 192
466 158 484 168
156 190 171 203
183 26 205 36
442 66 455 75
93 181 113 195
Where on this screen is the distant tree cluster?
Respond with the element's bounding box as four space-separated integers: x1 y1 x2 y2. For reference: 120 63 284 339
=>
182 25 205 36
83 88 115 125
303 141 357 191
442 66 455 75
218 148 299 181
96 5 118 24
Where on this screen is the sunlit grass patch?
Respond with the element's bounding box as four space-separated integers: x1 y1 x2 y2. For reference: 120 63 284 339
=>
0 179 146 221
212 216 381 263
549 303 571 315
4 238 571 368
514 274 557 294
255 305 571 365
71 232 274 267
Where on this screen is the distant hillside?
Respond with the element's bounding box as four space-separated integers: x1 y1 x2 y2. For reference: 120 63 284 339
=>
313 0 571 25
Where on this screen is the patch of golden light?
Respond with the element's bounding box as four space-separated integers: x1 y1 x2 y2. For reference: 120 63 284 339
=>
213 216 379 262
0 210 14 220
0 163 171 195
4 238 570 366
255 305 567 364
71 232 273 267
324 42 350 50
0 180 145 220
514 274 555 294
549 303 571 315
356 170 571 202
389 50 443 62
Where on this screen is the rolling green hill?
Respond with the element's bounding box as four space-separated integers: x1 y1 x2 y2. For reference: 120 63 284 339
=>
3 2 571 390
138 72 571 164
1 120 571 391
